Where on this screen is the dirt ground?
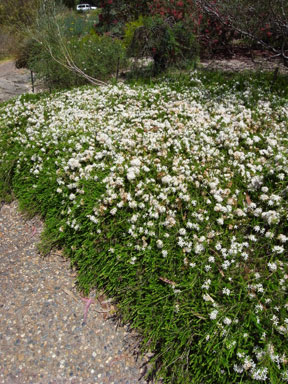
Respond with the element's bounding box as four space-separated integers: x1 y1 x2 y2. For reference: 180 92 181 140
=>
0 60 32 103
201 54 288 74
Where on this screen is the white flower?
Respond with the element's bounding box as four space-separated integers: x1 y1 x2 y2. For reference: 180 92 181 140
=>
127 170 136 181
202 279 211 290
156 239 163 249
110 207 117 215
130 214 138 223
67 158 81 169
87 215 98 224
130 158 141 167
179 228 186 236
217 217 224 225
251 367 268 381
267 262 277 271
209 309 218 320
69 193 76 200
223 317 232 325
262 210 280 225
222 288 231 296
277 234 288 243
162 175 173 184
233 365 244 374
265 231 274 239
235 208 246 217
195 243 205 254
272 245 284 254
189 262 196 268
130 256 137 264
215 242 222 251
243 357 256 371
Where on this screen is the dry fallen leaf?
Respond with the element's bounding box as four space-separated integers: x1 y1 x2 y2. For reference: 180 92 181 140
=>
159 277 177 286
219 269 225 277
246 193 252 206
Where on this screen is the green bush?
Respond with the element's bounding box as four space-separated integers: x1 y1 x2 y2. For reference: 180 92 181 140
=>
27 33 127 88
14 3 126 89
72 33 127 80
17 2 126 88
126 15 199 73
15 37 39 69
61 10 100 37
123 15 145 49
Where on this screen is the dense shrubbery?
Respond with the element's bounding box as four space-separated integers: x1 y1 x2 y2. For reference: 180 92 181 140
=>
198 0 288 64
4 0 288 84
95 0 149 35
125 15 198 73
26 32 126 88
148 0 237 57
17 5 126 88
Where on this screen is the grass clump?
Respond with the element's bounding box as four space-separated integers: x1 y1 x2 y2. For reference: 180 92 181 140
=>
0 71 288 383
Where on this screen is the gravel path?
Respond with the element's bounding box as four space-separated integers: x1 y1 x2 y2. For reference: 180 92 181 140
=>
0 61 32 103
0 202 149 384
201 55 288 74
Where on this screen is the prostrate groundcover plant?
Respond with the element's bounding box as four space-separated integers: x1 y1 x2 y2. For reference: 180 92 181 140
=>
0 72 288 383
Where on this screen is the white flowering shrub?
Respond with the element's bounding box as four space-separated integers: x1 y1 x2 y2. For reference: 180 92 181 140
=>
0 71 288 383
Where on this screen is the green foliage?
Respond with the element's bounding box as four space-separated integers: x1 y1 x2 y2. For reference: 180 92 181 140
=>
123 16 145 49
0 0 40 30
0 0 41 57
60 12 99 37
126 15 199 73
26 33 126 88
95 0 149 36
17 4 127 88
15 37 39 69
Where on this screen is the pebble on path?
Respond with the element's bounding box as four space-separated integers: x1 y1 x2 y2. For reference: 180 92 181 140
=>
0 201 151 384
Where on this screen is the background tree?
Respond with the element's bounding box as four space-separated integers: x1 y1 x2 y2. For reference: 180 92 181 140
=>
148 0 236 57
197 0 288 65
0 0 41 58
60 0 76 9
96 0 149 35
0 0 41 28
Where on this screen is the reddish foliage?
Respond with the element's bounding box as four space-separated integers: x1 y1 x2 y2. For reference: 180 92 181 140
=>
149 0 235 56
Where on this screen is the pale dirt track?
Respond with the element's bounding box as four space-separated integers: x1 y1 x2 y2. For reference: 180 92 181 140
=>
0 60 31 103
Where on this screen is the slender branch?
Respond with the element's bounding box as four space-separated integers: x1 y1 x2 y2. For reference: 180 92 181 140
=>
29 0 107 87
197 0 288 63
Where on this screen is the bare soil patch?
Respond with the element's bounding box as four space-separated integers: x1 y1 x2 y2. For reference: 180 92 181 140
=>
200 51 288 74
0 60 32 103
